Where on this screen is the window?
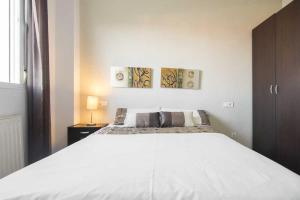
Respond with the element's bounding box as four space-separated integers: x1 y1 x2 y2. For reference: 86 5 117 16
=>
0 0 24 84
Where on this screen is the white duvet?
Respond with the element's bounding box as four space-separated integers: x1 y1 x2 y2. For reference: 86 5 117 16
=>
0 133 300 200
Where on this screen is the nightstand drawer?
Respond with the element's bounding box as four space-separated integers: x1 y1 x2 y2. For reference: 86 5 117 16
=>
68 124 108 145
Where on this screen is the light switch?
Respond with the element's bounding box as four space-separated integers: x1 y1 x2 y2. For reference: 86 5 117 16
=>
223 101 234 108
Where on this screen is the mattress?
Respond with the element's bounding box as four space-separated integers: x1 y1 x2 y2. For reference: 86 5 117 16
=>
0 131 300 200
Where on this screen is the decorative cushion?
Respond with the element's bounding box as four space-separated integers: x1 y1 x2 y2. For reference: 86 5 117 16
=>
193 110 211 126
123 107 161 127
182 112 195 127
114 108 127 125
136 112 160 128
160 112 187 127
161 108 204 127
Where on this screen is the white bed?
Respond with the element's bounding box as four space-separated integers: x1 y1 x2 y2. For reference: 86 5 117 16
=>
0 131 300 200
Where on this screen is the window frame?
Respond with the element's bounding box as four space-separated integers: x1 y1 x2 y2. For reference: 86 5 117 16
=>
0 0 26 87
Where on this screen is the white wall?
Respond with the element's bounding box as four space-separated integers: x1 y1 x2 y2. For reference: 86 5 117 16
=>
282 0 293 7
80 0 281 148
48 0 80 153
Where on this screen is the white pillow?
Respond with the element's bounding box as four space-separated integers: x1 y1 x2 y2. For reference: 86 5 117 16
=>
161 108 194 112
123 107 160 127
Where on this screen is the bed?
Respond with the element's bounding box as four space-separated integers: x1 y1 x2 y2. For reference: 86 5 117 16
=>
0 126 300 200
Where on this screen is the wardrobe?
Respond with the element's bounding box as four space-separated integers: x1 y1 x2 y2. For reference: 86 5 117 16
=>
253 0 300 174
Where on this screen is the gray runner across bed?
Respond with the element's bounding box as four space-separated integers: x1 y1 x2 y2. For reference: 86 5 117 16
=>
97 126 215 135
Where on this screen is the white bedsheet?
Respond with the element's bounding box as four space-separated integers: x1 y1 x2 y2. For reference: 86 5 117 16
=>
0 133 300 200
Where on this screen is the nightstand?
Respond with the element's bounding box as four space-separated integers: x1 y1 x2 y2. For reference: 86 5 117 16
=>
68 123 108 145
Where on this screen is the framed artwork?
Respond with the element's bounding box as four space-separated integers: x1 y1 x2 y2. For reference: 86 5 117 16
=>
111 67 152 88
161 67 201 89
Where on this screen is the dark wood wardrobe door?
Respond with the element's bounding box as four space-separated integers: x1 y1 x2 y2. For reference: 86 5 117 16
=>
252 15 276 160
276 1 300 174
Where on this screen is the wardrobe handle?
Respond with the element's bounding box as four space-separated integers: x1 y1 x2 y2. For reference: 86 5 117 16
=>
275 85 278 95
269 85 273 94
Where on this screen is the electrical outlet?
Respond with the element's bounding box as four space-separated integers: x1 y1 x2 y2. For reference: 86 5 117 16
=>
223 101 234 108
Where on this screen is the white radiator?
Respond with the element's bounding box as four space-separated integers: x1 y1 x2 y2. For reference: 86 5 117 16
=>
0 115 25 178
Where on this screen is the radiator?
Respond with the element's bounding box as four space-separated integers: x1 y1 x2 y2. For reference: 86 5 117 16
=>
0 115 25 178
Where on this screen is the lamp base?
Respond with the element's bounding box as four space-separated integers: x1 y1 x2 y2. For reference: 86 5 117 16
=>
86 123 96 126
87 111 96 126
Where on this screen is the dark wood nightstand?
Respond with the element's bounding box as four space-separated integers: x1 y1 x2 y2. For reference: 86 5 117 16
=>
68 123 108 145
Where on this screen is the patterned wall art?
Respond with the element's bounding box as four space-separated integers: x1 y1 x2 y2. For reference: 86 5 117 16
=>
161 67 201 89
111 67 152 88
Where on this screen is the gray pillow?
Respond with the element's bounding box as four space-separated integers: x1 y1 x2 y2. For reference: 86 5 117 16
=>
160 112 185 127
136 112 160 128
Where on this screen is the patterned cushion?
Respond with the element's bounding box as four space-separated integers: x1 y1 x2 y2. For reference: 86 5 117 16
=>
182 112 194 127
123 108 160 127
160 112 185 127
197 110 210 125
114 108 127 125
136 112 160 128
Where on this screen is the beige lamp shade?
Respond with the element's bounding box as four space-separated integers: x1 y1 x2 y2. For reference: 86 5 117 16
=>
86 96 99 110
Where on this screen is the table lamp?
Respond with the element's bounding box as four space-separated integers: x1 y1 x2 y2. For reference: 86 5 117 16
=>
86 96 98 126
